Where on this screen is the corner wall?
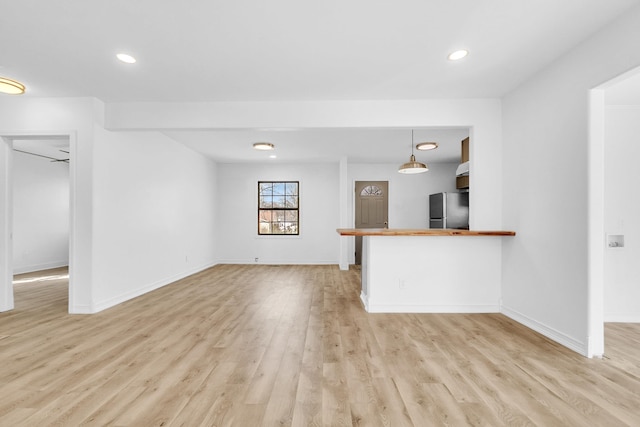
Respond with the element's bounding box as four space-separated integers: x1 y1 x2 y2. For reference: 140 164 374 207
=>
501 5 640 355
0 97 98 312
92 129 218 311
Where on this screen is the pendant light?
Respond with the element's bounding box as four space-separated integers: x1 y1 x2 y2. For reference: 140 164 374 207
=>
398 130 428 174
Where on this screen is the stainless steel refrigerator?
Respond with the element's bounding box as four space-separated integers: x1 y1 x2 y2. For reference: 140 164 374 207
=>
429 192 469 229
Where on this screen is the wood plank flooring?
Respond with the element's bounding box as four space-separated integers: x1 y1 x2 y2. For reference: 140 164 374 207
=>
1 265 639 426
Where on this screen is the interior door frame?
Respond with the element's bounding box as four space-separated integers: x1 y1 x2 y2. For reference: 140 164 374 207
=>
587 65 640 357
0 131 77 313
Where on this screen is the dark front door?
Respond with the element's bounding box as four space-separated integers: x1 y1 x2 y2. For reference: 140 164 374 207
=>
354 181 388 265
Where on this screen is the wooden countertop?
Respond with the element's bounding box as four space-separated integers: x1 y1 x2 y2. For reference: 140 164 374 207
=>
336 228 516 237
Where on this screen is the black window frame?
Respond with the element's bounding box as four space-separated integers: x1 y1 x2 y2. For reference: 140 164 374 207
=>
258 181 300 235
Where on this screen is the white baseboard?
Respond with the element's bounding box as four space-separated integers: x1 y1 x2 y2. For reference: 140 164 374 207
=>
360 291 369 311
217 259 338 265
604 314 640 323
91 261 218 313
366 304 500 313
360 297 499 313
13 261 69 275
69 304 93 314
501 305 587 356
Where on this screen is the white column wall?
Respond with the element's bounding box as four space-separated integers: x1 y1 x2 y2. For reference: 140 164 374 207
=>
0 97 97 312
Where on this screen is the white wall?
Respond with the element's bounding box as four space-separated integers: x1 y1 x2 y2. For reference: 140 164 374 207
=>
501 5 640 355
603 106 640 322
216 162 339 264
13 151 69 274
106 99 503 231
0 97 99 312
1 97 220 313
346 162 458 264
92 130 218 311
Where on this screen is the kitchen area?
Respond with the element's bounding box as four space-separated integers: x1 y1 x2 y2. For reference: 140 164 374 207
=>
339 134 516 314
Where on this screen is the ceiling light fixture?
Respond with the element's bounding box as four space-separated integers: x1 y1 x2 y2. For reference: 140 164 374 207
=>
116 53 137 64
253 142 275 150
398 130 428 174
0 77 26 95
448 49 468 61
416 142 438 151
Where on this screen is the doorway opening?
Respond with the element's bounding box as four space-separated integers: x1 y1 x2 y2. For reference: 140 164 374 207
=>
0 133 76 313
354 181 388 265
588 65 640 357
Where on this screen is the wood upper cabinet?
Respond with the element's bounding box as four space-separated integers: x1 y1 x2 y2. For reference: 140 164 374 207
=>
456 137 470 189
461 137 469 163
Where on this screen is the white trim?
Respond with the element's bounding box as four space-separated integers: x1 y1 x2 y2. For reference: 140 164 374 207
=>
365 303 500 313
69 304 93 315
359 291 368 311
502 305 588 356
216 259 338 265
91 261 218 313
0 137 13 312
587 88 606 358
13 261 69 275
67 131 79 314
605 105 640 110
604 315 640 323
339 157 349 271
0 130 77 314
361 284 499 313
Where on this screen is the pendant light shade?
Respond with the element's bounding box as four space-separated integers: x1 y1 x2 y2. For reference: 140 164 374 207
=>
0 77 26 95
398 154 428 174
398 130 428 174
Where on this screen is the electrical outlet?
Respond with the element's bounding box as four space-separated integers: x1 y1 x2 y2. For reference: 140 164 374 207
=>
255 257 259 263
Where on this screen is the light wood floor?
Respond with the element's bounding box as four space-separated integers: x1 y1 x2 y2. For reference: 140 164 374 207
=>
2 265 639 426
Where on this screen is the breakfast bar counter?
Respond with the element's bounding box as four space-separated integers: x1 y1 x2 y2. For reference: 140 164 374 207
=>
337 228 515 237
337 228 516 313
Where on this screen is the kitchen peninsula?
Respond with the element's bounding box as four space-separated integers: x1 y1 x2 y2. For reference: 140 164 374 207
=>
337 228 516 313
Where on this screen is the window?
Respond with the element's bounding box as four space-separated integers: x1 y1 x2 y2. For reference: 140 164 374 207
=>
258 181 299 235
360 185 383 197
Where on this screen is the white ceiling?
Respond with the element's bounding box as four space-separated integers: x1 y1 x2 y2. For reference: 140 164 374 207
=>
10 136 70 163
2 1 639 163
164 127 470 164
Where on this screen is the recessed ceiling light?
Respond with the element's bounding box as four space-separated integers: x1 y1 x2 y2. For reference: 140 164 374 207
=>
253 142 275 150
116 53 137 64
416 142 438 151
448 49 468 61
269 154 277 159
0 76 26 95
